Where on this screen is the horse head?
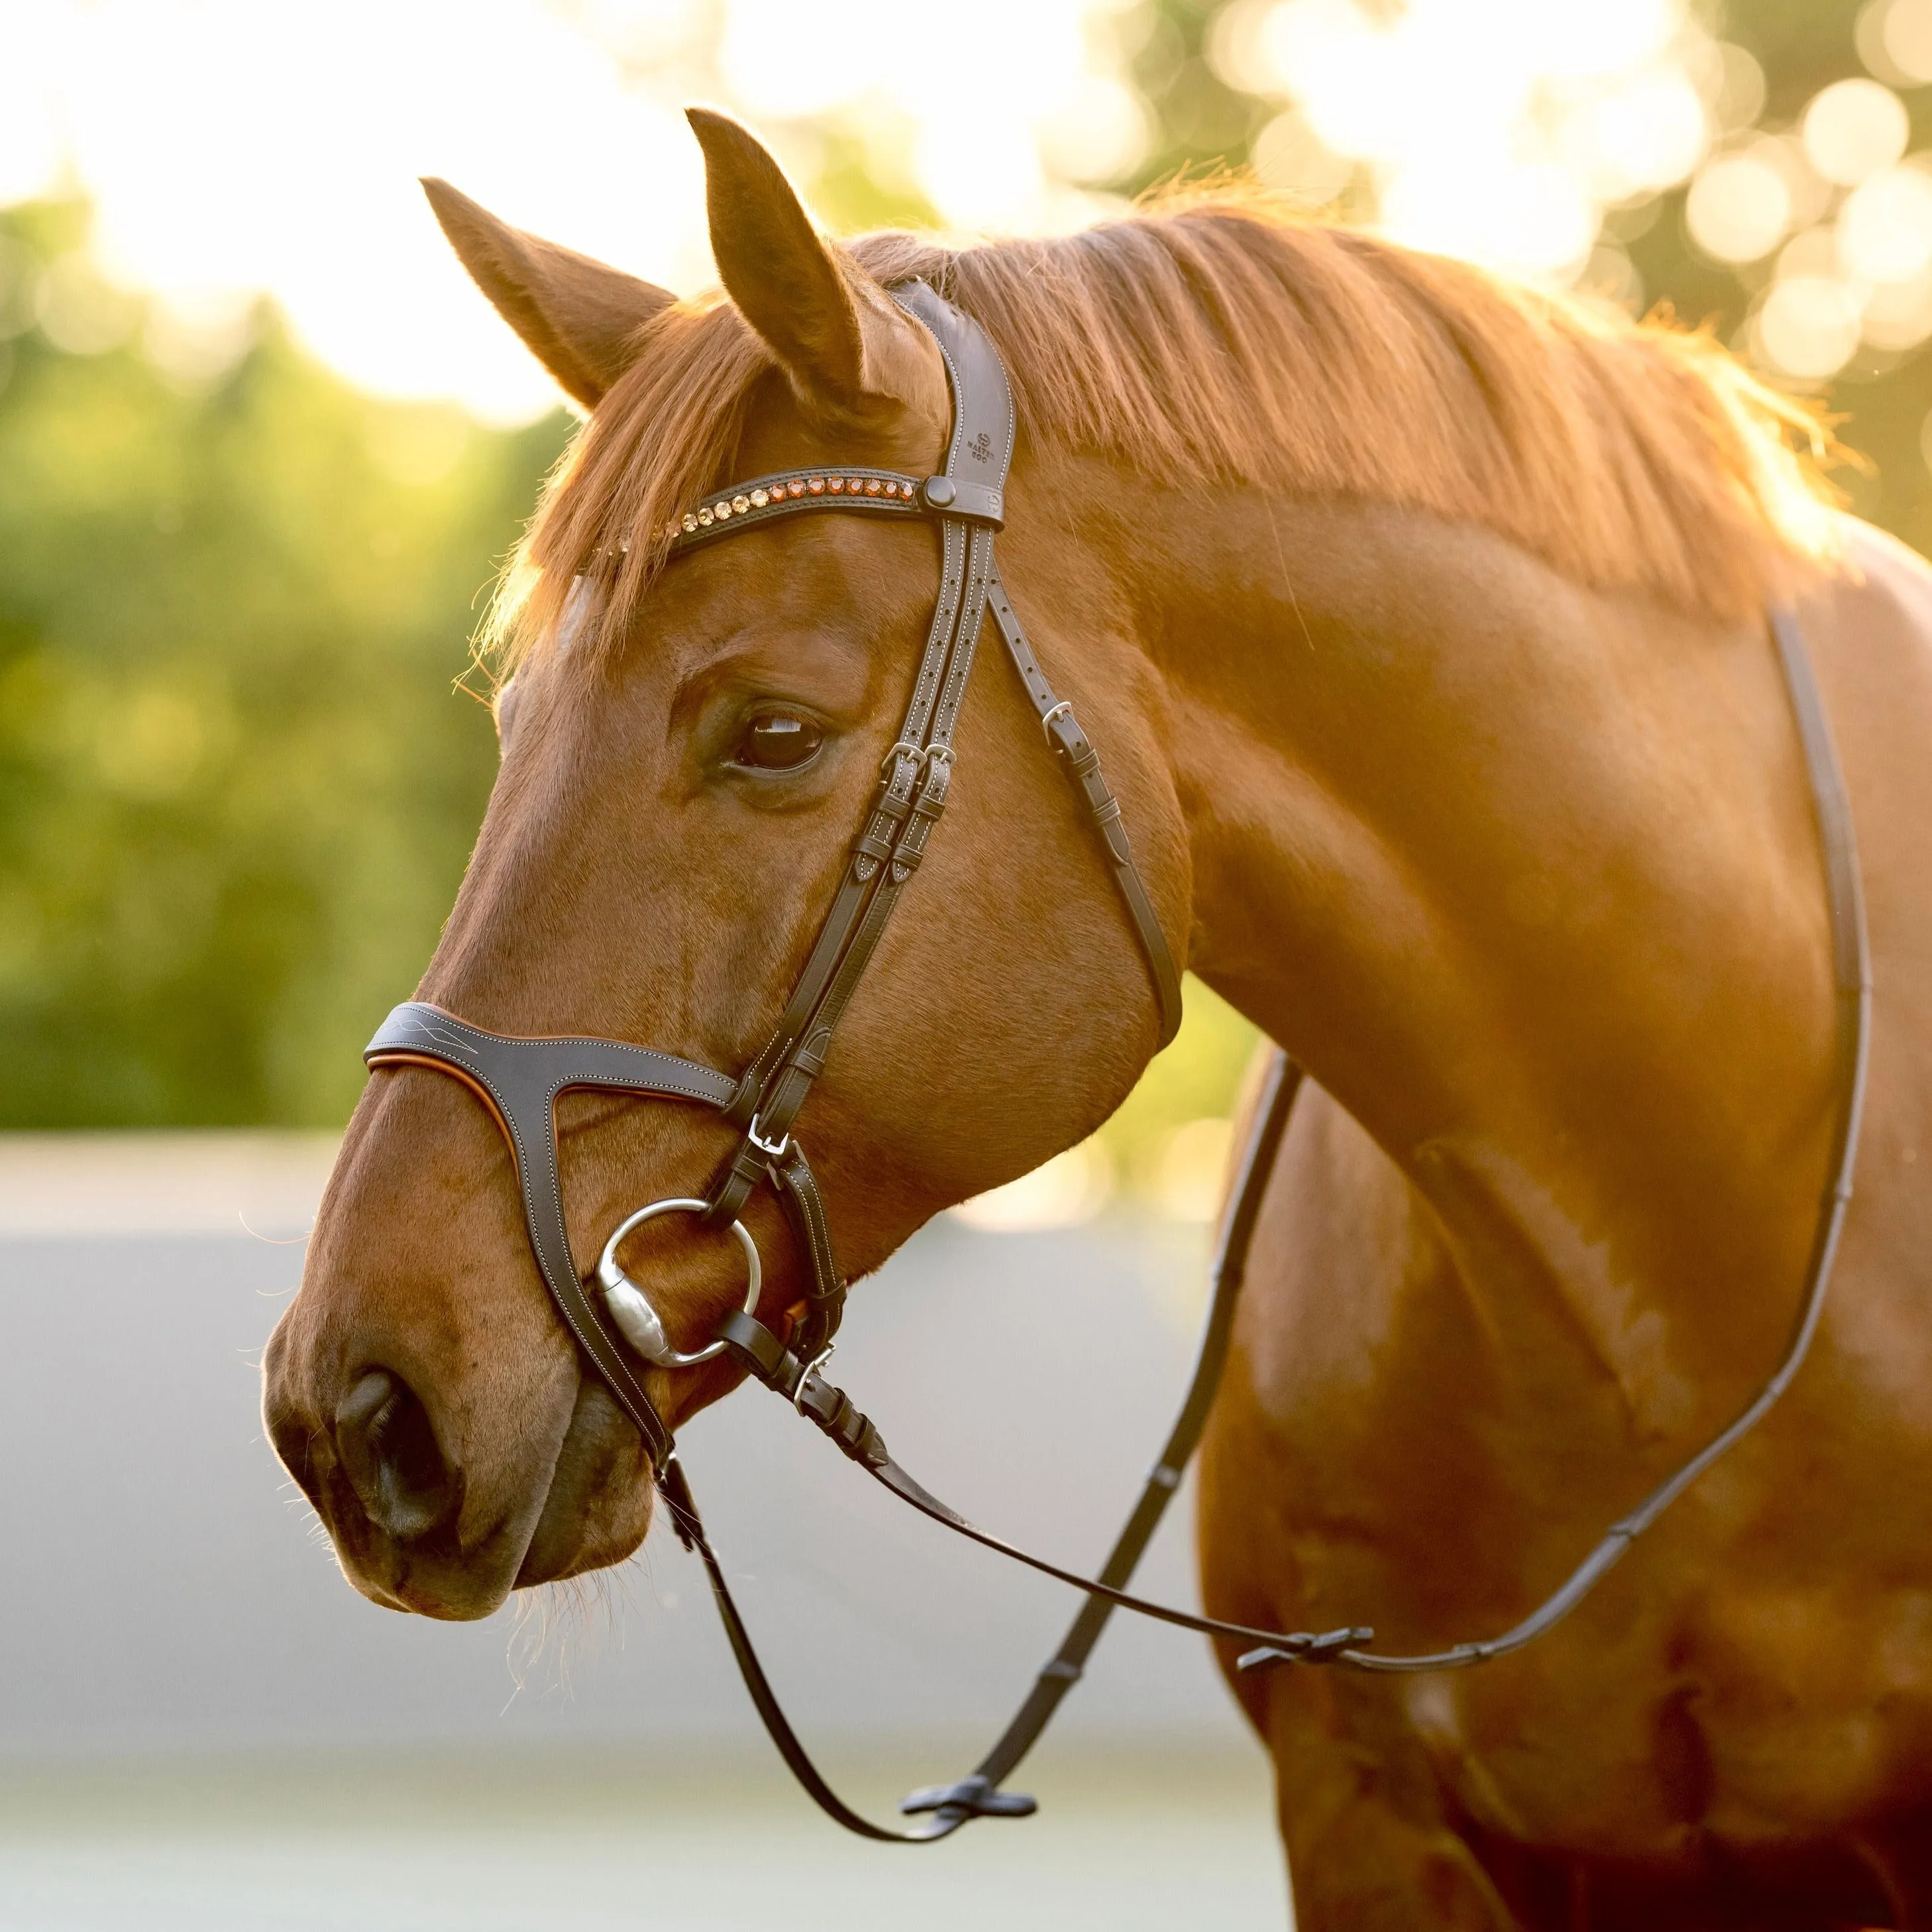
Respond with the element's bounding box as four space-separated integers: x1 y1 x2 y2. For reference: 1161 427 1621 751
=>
262 113 1183 1619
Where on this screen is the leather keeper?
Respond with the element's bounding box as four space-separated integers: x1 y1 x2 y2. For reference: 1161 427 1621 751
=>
797 1375 885 1462
702 1143 766 1227
790 1028 832 1079
922 476 1004 526
718 1309 792 1386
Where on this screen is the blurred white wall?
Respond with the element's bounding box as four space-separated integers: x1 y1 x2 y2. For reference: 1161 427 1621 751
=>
0 1134 1287 1929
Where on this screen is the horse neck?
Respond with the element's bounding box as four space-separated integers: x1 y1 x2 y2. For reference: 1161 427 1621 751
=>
1121 487 1839 1426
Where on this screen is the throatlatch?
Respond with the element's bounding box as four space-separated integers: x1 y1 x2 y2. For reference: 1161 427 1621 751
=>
364 280 1869 1842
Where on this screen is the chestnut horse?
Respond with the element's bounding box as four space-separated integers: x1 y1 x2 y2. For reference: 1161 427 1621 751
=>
264 113 1932 1928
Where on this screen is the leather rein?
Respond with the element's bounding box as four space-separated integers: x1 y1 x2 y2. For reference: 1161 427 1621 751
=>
364 282 1871 1839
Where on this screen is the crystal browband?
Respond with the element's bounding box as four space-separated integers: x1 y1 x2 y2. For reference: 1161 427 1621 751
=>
665 467 931 552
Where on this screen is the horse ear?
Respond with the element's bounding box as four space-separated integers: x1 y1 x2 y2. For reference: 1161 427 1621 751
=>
686 107 927 419
421 178 675 409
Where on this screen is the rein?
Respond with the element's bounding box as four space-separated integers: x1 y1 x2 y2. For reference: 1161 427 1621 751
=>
364 284 1870 1840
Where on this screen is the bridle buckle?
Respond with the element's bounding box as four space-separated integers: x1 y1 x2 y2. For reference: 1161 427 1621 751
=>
794 1340 835 1417
747 1112 792 1160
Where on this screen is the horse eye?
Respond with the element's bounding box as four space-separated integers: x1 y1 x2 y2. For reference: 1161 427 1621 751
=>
732 710 824 771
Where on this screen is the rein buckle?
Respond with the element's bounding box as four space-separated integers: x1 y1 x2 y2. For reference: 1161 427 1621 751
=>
898 1774 1036 1821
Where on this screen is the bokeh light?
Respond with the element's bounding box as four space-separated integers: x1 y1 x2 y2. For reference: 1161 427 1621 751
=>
1756 274 1865 378
1802 78 1909 185
1212 0 1716 282
1867 0 1932 87
1841 161 1932 282
0 0 1837 411
1862 266 1932 349
1250 109 1354 204
8 3 1932 399
1688 146 1794 262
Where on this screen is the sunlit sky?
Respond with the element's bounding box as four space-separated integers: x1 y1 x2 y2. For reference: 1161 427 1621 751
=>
7 0 1932 414
2 0 1149 421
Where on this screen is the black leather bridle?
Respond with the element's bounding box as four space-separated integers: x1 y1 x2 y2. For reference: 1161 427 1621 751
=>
363 284 1871 1840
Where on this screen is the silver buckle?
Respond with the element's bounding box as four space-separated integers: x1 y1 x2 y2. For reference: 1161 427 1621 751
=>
794 1341 835 1416
1040 700 1074 745
747 1112 792 1160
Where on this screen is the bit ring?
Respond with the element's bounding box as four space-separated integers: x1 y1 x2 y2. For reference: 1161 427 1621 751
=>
596 1198 761 1368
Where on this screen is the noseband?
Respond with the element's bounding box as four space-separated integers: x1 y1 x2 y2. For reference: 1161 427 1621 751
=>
362 284 1870 1841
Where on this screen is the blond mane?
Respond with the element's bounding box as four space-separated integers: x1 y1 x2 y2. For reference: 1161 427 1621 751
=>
496 187 1839 667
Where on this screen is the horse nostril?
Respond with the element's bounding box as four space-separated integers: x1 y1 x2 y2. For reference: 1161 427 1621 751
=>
334 1368 462 1544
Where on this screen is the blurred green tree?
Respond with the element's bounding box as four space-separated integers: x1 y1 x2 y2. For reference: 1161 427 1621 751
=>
0 202 568 1126
11 0 1926 1172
